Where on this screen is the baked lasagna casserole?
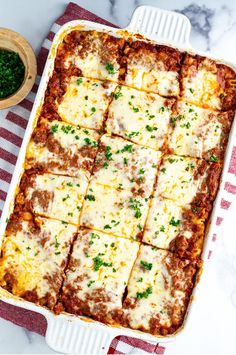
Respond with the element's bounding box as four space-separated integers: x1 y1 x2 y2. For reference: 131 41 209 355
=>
0 29 236 337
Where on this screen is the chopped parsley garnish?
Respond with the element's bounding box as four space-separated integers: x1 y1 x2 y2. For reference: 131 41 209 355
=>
87 280 95 287
121 144 133 153
137 277 143 282
104 224 112 229
140 260 153 270
126 131 140 139
84 95 88 100
170 117 177 127
85 194 95 201
146 125 157 132
128 101 139 112
113 87 123 100
160 225 165 232
66 182 73 187
62 194 70 202
84 138 98 147
51 124 59 133
0 49 25 99
91 107 96 114
123 157 128 165
129 198 142 219
93 255 112 271
169 217 181 226
136 286 152 299
210 154 218 162
139 168 145 175
55 251 61 255
180 122 191 129
159 106 165 112
161 168 166 174
137 223 142 231
61 125 73 134
192 207 199 214
105 62 116 75
26 246 31 250
105 146 112 160
185 162 195 171
103 162 109 169
54 235 60 249
77 78 83 85
189 88 194 94
168 158 177 164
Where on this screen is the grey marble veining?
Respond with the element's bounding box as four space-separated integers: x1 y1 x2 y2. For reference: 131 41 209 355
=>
0 0 236 354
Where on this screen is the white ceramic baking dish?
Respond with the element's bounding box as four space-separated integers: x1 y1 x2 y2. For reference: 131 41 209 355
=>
0 6 236 354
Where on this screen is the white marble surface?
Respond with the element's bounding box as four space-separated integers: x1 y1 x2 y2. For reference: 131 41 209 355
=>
0 0 236 354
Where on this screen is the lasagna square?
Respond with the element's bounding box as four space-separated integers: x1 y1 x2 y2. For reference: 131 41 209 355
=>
168 101 234 161
59 228 139 323
180 54 236 111
80 181 150 240
143 196 204 259
92 134 161 196
0 216 77 309
57 77 116 130
26 120 100 179
18 172 88 225
58 30 124 81
156 154 222 206
121 40 182 96
122 245 197 335
106 85 174 150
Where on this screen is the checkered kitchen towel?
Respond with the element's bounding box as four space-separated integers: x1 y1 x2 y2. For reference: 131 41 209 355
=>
0 2 236 354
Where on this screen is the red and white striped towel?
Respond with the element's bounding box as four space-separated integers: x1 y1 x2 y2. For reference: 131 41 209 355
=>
0 2 235 354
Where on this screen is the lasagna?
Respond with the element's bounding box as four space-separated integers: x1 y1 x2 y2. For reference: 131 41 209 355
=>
58 228 139 322
106 85 174 150
168 101 234 161
0 27 235 338
17 172 88 225
121 245 197 335
80 181 150 240
26 119 100 179
92 134 162 196
0 215 77 309
180 54 236 111
121 40 182 96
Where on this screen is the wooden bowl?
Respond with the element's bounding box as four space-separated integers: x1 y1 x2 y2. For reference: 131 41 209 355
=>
0 28 37 109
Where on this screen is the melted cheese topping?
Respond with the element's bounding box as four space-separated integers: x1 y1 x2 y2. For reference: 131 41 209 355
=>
0 217 76 306
62 229 139 315
124 245 194 330
125 65 179 97
26 120 100 179
106 86 173 150
74 52 120 82
156 155 206 205
143 197 185 248
57 77 116 130
169 101 223 159
26 173 87 224
80 181 149 240
93 134 161 196
182 69 222 110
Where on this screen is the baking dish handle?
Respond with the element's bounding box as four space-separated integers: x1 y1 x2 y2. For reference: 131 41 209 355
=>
126 5 191 48
45 314 121 354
